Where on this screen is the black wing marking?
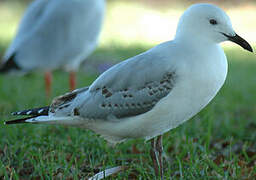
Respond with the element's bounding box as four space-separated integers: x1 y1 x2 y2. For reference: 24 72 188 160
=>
0 54 21 73
12 106 49 116
5 115 37 125
5 106 49 125
6 87 89 124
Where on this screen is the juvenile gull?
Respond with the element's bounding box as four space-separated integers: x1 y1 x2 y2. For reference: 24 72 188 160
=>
5 3 253 178
0 0 105 95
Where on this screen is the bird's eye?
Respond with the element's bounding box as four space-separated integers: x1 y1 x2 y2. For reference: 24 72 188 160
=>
209 19 217 25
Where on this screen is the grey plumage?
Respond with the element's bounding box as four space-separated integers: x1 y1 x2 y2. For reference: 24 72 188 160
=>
75 43 177 119
6 42 177 124
51 43 177 120
77 71 176 119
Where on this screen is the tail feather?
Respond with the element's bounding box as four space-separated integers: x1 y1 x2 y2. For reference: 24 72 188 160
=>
25 116 82 125
12 106 49 116
5 116 37 125
5 116 83 126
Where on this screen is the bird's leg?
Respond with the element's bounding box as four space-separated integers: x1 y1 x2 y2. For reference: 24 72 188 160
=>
150 138 159 177
156 135 164 179
44 71 52 98
69 71 76 91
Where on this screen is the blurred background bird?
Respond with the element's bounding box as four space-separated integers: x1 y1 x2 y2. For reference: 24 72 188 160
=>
0 0 105 97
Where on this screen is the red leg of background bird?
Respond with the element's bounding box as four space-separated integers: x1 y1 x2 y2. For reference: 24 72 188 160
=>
69 71 76 91
44 71 52 98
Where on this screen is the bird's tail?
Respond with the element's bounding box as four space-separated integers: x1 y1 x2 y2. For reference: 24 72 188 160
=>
5 106 83 126
4 116 38 125
5 116 83 126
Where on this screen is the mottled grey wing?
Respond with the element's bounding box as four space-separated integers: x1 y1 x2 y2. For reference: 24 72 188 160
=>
83 72 175 119
49 86 89 116
78 46 177 120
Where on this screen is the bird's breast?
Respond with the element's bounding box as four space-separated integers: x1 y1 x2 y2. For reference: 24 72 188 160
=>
135 47 228 139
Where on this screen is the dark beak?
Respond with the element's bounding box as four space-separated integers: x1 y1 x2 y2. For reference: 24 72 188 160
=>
223 33 253 52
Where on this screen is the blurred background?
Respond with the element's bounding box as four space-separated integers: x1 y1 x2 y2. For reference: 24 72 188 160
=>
0 0 255 179
0 0 256 62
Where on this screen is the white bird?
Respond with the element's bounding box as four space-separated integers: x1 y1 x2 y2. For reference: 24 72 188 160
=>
0 0 105 96
5 3 253 178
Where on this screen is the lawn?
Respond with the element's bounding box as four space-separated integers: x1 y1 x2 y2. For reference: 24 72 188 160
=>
0 1 256 179
0 46 255 179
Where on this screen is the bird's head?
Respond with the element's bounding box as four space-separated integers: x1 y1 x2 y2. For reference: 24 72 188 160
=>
175 3 253 52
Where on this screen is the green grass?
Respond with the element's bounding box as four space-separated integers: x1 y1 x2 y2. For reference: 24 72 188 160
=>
0 46 255 179
0 1 255 179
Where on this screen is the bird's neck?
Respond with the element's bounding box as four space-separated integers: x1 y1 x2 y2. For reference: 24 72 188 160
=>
174 33 217 48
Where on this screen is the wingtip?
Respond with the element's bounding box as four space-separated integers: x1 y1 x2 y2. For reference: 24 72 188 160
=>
11 112 17 115
0 53 20 73
4 116 33 125
11 106 49 116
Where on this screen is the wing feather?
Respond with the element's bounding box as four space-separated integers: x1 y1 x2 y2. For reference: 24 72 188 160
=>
79 71 176 119
38 42 177 120
76 43 177 120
